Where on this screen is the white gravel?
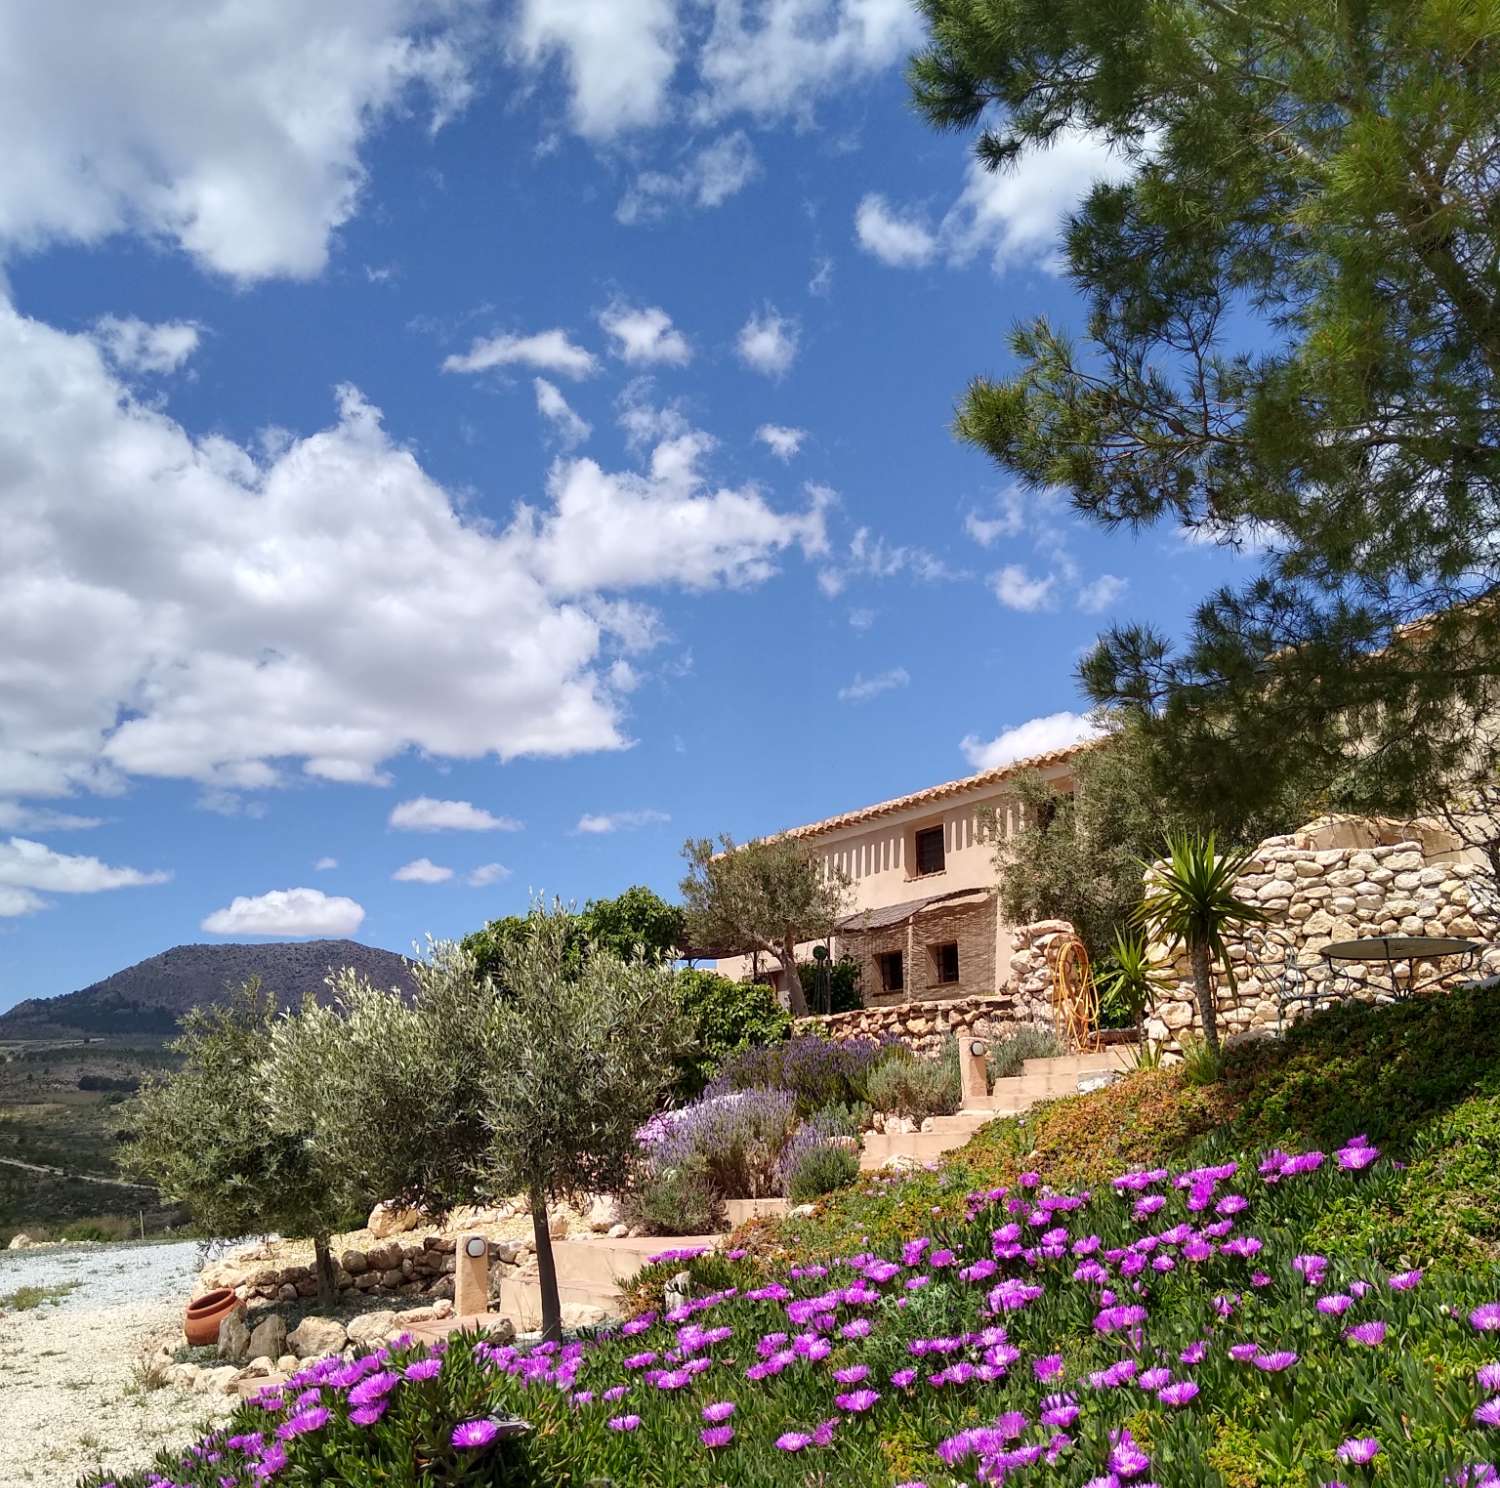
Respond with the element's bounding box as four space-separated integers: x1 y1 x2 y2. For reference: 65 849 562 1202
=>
0 1240 231 1488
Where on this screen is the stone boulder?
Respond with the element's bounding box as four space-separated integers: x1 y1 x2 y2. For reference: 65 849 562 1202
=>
287 1316 347 1359
346 1309 399 1346
7 1233 32 1250
216 1306 251 1364
246 1313 287 1362
367 1201 423 1239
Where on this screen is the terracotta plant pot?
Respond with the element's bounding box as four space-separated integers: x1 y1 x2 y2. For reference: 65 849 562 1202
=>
184 1287 239 1347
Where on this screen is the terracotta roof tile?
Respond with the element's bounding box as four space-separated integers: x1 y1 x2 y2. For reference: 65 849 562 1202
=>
766 740 1090 844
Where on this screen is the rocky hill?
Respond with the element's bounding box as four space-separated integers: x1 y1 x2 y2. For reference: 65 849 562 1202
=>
0 940 417 1039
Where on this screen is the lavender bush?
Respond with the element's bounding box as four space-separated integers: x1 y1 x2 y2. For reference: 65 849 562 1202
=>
648 1087 799 1202
707 1035 886 1116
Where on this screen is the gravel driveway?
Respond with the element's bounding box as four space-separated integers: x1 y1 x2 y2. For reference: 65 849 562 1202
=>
0 1240 229 1488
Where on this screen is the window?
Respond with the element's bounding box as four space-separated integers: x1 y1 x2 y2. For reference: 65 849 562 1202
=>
876 951 904 994
914 824 945 876
930 942 959 985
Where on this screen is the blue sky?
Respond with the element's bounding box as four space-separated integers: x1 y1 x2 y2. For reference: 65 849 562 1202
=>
0 1 1250 1011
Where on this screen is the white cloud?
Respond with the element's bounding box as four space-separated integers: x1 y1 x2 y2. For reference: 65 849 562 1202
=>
0 837 168 919
515 436 829 593
0 802 102 832
858 130 1137 278
756 424 805 460
808 256 834 297
0 1 475 282
820 525 959 596
1075 573 1128 613
511 0 681 138
598 303 692 366
736 306 800 378
442 328 599 378
837 666 909 703
393 856 453 883
574 808 670 834
0 300 827 804
960 710 1102 771
534 378 592 448
964 488 1027 547
990 563 1057 612
313 856 339 871
848 606 875 631
389 798 523 832
697 0 923 122
615 378 692 452
201 886 365 936
466 862 511 887
617 132 759 224
93 316 201 375
854 194 936 267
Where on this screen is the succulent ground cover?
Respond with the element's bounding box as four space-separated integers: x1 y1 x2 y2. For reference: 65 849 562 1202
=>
83 1130 1500 1487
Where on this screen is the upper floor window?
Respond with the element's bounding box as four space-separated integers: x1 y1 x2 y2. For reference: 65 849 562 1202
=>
914 824 945 876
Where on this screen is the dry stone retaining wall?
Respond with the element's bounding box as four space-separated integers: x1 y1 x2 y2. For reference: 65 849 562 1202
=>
793 918 1073 1054
1144 828 1500 1052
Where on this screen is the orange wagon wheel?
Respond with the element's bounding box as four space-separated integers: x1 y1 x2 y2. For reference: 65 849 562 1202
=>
1048 935 1101 1053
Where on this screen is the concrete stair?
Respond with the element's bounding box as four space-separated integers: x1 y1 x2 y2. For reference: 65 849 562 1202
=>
860 1048 1132 1170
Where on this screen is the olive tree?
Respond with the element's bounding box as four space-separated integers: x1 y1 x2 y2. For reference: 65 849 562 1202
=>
680 835 850 1017
477 905 687 1341
124 981 354 1304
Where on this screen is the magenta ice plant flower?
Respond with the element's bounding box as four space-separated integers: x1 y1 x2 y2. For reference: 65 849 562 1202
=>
1337 1438 1380 1465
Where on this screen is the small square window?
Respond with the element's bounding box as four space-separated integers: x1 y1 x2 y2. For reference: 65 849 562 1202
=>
876 950 904 993
914 825 945 876
931 942 959 985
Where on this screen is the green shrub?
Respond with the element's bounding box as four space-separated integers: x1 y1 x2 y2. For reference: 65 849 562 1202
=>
795 953 863 1014
784 1141 859 1203
672 970 790 1099
806 1100 872 1137
617 1154 724 1237
986 1024 1061 1080
866 1040 960 1119
1177 1034 1222 1086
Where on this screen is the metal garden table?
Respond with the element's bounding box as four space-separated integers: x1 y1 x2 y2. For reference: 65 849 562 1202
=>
1318 935 1483 1001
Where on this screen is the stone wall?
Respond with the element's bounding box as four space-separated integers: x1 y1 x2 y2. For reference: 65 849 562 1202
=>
794 918 1073 1054
1144 822 1499 1052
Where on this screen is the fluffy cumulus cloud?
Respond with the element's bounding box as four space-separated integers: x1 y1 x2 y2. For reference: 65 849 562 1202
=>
964 488 1027 547
696 0 923 121
0 803 103 832
0 0 476 282
960 710 1102 771
837 666 909 703
574 808 670 834
736 305 799 377
466 862 511 886
856 129 1137 277
756 424 804 460
1075 573 1128 613
535 377 592 447
515 432 829 593
617 132 759 224
511 0 681 138
388 798 523 832
442 328 599 378
201 886 366 936
853 194 936 267
93 316 201 375
0 300 826 806
598 302 692 366
392 856 453 883
0 836 169 917
990 563 1057 613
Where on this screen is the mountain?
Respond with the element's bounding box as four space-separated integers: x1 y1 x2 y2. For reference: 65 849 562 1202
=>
0 940 418 1039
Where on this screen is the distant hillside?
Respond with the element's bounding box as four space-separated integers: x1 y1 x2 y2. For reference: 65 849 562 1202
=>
0 940 418 1039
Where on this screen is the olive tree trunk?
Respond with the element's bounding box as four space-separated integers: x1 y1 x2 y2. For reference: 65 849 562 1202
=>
780 934 809 1017
312 1233 338 1308
1190 941 1220 1055
530 1184 562 1344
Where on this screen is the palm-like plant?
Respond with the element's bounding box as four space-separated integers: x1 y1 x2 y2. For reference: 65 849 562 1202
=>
1134 832 1266 1056
1095 928 1166 1031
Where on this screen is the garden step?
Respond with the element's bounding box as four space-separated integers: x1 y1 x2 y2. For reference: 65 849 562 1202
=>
859 1122 987 1170
537 1234 724 1290
1018 1050 1129 1078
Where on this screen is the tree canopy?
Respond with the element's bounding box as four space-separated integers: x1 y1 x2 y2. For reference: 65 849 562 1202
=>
680 835 850 1017
912 0 1500 819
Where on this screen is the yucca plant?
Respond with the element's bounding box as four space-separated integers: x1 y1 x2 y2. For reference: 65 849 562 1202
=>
1095 928 1166 1030
1135 832 1266 1056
